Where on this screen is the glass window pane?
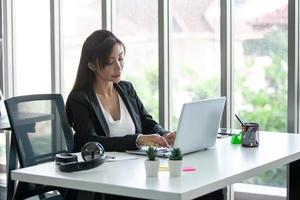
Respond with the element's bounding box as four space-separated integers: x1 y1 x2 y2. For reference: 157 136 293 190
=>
0 133 5 185
233 0 288 187
62 0 101 98
114 0 159 121
171 0 221 129
15 0 51 95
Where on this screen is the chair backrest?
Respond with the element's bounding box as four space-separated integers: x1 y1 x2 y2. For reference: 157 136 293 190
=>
5 94 74 168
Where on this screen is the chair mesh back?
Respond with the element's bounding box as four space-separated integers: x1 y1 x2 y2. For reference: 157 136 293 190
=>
6 95 73 167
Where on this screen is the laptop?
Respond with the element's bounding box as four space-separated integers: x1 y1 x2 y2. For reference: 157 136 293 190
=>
127 97 226 157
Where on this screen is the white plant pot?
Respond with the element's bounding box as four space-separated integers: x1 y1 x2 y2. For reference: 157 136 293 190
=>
144 159 160 177
168 159 183 177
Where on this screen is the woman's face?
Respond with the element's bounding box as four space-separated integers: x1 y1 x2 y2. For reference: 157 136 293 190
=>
95 43 124 83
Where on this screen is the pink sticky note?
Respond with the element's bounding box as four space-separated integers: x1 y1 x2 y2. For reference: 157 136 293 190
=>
182 167 196 172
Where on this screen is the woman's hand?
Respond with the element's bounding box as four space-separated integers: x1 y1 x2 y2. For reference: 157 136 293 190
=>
137 134 169 147
163 131 176 146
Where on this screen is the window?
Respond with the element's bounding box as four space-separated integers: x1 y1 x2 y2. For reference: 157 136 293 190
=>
61 0 101 98
114 0 159 121
233 0 288 187
170 0 221 129
0 133 5 185
14 0 51 95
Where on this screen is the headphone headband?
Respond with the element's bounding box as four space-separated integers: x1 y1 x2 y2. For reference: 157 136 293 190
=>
59 155 105 172
55 142 105 172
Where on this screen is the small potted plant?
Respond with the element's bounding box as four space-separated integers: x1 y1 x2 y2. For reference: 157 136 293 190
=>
144 146 160 177
168 148 183 177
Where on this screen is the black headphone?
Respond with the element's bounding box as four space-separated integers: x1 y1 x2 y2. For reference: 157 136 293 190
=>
55 142 105 172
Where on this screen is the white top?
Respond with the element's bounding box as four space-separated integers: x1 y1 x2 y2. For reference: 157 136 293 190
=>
11 132 300 200
97 94 136 137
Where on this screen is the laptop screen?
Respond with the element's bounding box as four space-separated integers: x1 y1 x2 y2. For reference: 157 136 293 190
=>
173 97 226 155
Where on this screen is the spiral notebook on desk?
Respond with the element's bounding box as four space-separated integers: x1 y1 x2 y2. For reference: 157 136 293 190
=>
126 97 226 157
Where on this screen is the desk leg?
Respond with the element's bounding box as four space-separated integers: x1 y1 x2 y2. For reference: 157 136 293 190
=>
7 134 17 200
287 159 300 200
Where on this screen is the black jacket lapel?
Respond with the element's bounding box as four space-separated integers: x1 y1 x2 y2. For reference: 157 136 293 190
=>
114 83 142 133
88 89 110 137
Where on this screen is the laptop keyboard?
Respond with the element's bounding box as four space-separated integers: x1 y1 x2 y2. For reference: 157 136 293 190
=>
139 146 171 157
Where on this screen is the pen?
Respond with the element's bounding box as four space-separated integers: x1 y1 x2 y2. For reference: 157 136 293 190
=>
235 114 245 126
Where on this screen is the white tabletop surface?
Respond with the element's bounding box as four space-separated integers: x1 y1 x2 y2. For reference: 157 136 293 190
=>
11 132 300 200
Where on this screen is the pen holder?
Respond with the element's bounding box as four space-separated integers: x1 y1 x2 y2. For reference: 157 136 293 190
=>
241 122 259 147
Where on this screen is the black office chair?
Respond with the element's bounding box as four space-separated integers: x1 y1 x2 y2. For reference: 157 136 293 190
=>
5 94 74 200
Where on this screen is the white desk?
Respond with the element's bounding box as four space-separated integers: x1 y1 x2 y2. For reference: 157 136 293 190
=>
11 132 300 200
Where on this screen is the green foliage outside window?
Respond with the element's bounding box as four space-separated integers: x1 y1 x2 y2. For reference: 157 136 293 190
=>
240 31 287 132
124 65 159 122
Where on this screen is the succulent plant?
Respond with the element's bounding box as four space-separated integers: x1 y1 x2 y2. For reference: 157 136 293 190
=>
146 146 157 161
169 148 183 160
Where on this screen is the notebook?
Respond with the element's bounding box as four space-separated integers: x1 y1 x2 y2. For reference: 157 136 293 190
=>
126 97 226 157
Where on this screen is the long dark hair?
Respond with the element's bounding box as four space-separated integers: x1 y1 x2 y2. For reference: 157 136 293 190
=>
71 30 125 92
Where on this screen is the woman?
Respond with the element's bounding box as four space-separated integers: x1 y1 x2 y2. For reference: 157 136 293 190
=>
66 29 175 153
66 29 224 200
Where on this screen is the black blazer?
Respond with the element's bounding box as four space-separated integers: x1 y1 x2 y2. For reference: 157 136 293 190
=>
66 81 168 152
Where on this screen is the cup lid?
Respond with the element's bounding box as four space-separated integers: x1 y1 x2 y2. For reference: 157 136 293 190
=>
242 122 259 127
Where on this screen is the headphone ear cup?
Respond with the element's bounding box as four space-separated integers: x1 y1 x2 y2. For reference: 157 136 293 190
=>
55 153 78 165
81 142 105 161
